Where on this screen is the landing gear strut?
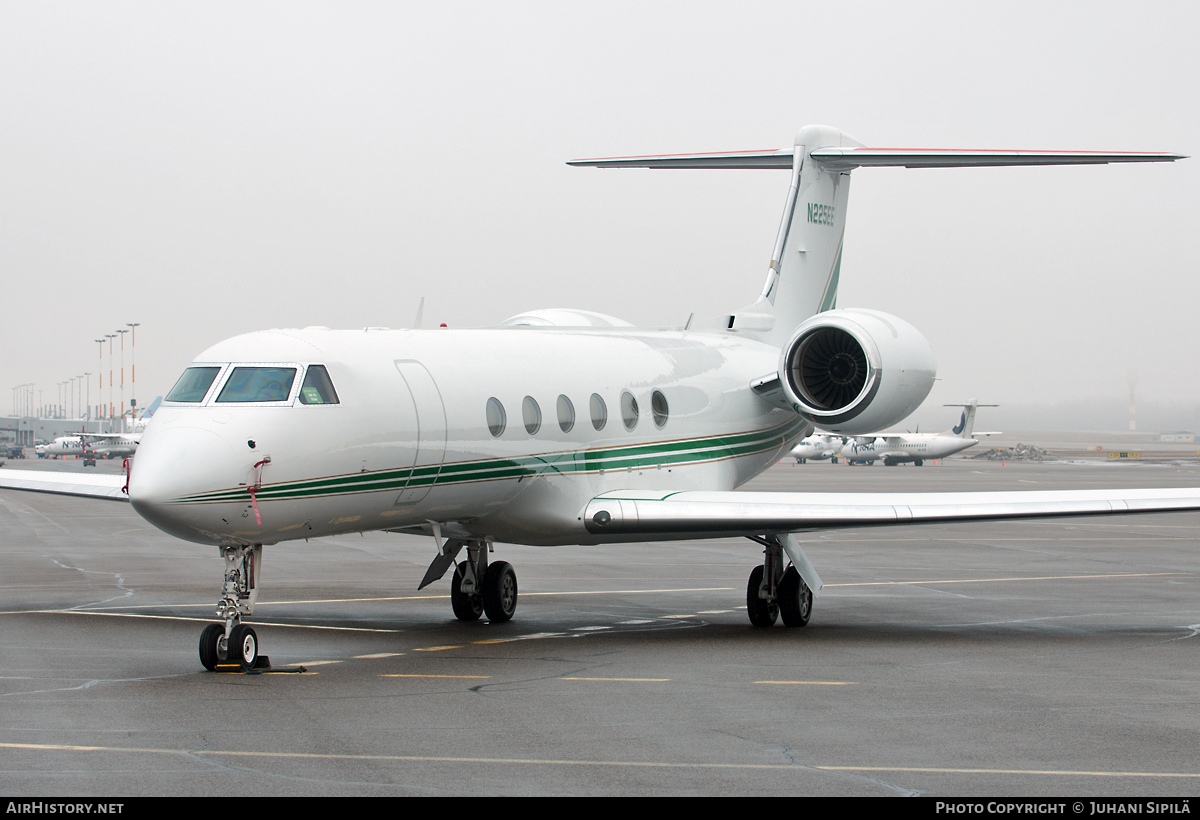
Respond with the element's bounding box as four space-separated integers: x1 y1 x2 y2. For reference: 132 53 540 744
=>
745 535 813 628
420 536 519 623
199 544 269 671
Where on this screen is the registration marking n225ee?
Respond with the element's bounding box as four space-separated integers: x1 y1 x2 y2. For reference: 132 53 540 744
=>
807 202 835 225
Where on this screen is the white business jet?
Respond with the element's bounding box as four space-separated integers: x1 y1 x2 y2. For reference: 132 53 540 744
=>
839 400 1000 466
789 434 844 463
1 125 1193 674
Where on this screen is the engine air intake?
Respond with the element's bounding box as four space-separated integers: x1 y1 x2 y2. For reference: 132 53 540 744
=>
789 327 868 411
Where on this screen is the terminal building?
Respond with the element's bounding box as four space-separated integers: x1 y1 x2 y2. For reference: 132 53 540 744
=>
1 416 104 447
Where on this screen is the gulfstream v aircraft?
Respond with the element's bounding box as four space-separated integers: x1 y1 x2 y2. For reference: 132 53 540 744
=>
0 125 1194 673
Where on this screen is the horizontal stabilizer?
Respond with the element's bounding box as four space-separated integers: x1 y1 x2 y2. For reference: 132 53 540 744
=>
567 149 793 169
0 469 128 501
568 148 1185 171
809 147 1186 170
583 488 1200 538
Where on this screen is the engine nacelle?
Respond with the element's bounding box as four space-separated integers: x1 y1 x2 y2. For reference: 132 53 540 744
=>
778 309 936 435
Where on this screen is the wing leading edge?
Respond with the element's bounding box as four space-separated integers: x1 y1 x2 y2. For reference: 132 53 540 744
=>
583 488 1200 538
0 469 128 501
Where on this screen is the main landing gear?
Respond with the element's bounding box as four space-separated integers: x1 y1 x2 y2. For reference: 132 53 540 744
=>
199 544 270 672
745 535 813 628
419 537 518 623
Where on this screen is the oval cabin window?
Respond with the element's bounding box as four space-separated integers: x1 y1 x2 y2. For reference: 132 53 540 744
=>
486 397 506 437
557 394 575 433
590 393 607 431
523 396 542 435
621 391 639 431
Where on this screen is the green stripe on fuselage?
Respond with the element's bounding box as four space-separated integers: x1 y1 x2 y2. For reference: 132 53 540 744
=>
175 418 806 504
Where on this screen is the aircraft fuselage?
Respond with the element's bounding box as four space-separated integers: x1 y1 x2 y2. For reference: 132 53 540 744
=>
129 326 810 548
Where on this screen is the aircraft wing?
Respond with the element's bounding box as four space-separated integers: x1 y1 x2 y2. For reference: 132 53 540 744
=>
973 432 1004 437
0 469 128 501
568 148 1185 171
582 488 1200 538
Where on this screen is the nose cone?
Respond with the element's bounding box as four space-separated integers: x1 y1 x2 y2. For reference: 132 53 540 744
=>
129 425 239 544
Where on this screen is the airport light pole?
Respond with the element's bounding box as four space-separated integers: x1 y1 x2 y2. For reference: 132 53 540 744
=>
105 333 116 420
83 373 91 422
115 328 128 427
127 322 139 416
95 339 106 418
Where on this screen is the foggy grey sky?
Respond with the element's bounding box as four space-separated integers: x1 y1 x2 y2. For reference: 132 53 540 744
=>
2 2 1197 431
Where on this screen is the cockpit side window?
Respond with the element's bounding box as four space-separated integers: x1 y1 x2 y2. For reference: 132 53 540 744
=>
216 367 297 403
165 367 222 403
298 365 340 405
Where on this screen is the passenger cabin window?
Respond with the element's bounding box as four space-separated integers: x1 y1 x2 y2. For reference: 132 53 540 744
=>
523 396 542 435
557 394 575 433
651 390 669 429
216 367 297 403
621 391 639 431
486 397 506 437
299 365 340 405
590 393 607 431
166 367 221 403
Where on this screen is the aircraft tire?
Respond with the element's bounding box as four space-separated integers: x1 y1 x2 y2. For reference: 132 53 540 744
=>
199 623 225 671
915 459 924 466
482 561 518 623
746 565 778 627
450 563 483 621
228 624 258 670
778 567 812 627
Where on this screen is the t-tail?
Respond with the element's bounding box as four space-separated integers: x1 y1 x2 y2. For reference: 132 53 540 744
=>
568 129 1183 348
943 400 999 439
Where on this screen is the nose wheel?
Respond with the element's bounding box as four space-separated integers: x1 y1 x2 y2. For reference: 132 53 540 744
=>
200 544 270 671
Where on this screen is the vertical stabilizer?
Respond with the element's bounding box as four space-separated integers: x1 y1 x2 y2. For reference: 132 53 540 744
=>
951 401 979 438
944 400 999 438
745 125 863 346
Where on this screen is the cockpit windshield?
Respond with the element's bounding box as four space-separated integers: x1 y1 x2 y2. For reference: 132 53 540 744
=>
216 367 297 403
298 365 340 405
165 367 222 403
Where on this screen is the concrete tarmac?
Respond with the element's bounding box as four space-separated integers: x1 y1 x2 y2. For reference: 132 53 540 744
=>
1 457 1198 796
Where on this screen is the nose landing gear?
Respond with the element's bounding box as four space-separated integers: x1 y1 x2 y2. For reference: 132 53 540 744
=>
199 544 269 672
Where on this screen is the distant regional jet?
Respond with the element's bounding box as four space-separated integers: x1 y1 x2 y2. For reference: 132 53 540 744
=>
45 397 162 466
838 400 1001 466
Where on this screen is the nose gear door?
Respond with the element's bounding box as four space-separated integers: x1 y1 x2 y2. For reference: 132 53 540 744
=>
394 360 447 504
